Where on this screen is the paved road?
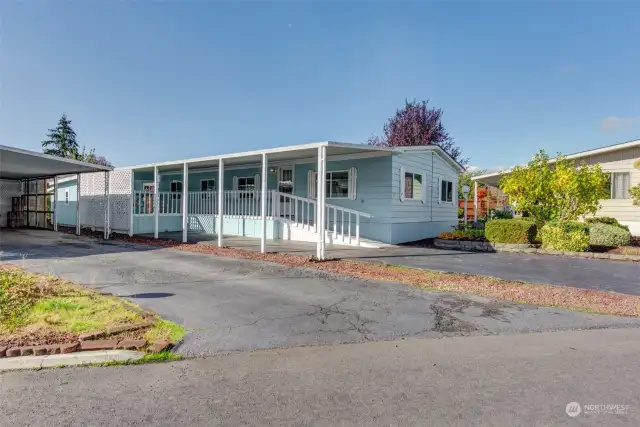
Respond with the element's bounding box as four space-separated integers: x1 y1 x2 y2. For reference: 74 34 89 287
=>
332 245 640 295
2 230 640 356
2 328 639 426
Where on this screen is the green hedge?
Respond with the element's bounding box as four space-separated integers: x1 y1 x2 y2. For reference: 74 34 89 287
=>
585 217 629 232
588 223 631 247
485 219 537 244
540 221 589 252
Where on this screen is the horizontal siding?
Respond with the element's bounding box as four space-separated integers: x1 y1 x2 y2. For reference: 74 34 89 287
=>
582 146 640 222
597 200 640 222
294 156 393 218
391 151 459 224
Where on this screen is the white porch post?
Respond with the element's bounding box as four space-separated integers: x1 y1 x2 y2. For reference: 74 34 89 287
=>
104 171 110 239
321 146 326 259
53 176 58 231
153 165 159 239
129 170 135 236
182 162 189 243
76 173 81 235
218 158 224 247
260 153 268 253
473 181 478 222
316 146 326 260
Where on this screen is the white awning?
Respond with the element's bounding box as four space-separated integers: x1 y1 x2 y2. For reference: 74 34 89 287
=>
0 145 112 180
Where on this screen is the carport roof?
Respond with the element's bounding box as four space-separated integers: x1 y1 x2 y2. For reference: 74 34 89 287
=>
0 145 113 180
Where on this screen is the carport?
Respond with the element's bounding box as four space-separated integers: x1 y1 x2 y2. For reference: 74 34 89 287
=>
0 145 112 237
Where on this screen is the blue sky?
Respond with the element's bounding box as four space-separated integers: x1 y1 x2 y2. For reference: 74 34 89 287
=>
2 1 639 170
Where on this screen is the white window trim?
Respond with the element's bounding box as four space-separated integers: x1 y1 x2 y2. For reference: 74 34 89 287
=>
440 178 455 204
278 166 294 194
325 170 351 199
170 180 183 200
402 169 425 202
235 176 256 191
200 178 216 191
610 172 631 200
64 189 69 205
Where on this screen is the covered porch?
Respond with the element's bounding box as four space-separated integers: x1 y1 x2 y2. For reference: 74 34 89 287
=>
127 142 390 259
142 232 389 257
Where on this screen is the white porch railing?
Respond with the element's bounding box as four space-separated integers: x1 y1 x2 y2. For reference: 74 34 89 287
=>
273 191 372 245
273 192 316 229
134 189 372 245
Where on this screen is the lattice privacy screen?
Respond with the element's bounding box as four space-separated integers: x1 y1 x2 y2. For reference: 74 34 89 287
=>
79 170 131 233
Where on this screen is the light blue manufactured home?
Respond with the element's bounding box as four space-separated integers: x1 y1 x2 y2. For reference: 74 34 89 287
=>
48 177 78 226
61 142 463 258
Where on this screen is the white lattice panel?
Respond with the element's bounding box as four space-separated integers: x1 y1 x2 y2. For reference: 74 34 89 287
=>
78 170 131 234
108 170 131 232
0 179 21 227
79 172 108 231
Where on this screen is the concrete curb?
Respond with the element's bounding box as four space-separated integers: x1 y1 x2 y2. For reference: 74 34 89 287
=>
433 239 640 262
0 350 144 371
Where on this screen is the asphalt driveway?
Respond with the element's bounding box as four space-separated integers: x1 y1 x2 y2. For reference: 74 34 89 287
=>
333 245 640 295
1 229 639 356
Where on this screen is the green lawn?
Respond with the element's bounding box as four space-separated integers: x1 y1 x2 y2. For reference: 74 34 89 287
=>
0 267 185 347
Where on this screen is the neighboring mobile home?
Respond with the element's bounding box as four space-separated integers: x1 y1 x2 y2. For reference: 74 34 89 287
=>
52 142 464 257
472 139 640 235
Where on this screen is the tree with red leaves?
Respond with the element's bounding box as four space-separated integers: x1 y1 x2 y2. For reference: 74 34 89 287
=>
368 99 467 165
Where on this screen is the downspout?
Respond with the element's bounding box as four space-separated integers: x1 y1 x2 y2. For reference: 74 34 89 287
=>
430 151 434 221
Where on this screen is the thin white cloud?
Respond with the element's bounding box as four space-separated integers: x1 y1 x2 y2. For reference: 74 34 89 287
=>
601 116 640 132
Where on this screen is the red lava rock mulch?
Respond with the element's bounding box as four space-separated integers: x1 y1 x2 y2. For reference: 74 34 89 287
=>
107 234 640 318
0 330 79 349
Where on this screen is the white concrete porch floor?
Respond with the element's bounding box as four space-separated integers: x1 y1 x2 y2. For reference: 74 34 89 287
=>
141 232 384 258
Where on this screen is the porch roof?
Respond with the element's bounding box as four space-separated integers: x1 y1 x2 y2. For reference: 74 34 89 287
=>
122 141 393 173
120 141 466 174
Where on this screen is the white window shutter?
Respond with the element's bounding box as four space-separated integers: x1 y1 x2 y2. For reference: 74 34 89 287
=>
399 166 405 201
453 180 457 203
349 167 357 200
421 173 427 203
254 173 260 191
437 177 442 204
307 170 316 199
233 176 239 191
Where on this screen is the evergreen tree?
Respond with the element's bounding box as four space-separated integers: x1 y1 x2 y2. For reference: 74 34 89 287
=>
42 113 79 159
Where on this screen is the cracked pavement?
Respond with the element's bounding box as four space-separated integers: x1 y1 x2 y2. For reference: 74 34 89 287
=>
2 229 640 356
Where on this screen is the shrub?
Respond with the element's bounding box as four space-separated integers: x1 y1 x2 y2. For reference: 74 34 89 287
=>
487 208 513 220
439 229 485 241
540 221 589 252
585 217 629 232
588 223 631 248
485 219 537 244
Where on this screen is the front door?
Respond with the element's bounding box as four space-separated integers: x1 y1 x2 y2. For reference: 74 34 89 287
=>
278 166 293 218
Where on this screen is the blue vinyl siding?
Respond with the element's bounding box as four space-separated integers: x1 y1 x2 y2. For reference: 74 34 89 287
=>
389 151 459 243
52 181 78 226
